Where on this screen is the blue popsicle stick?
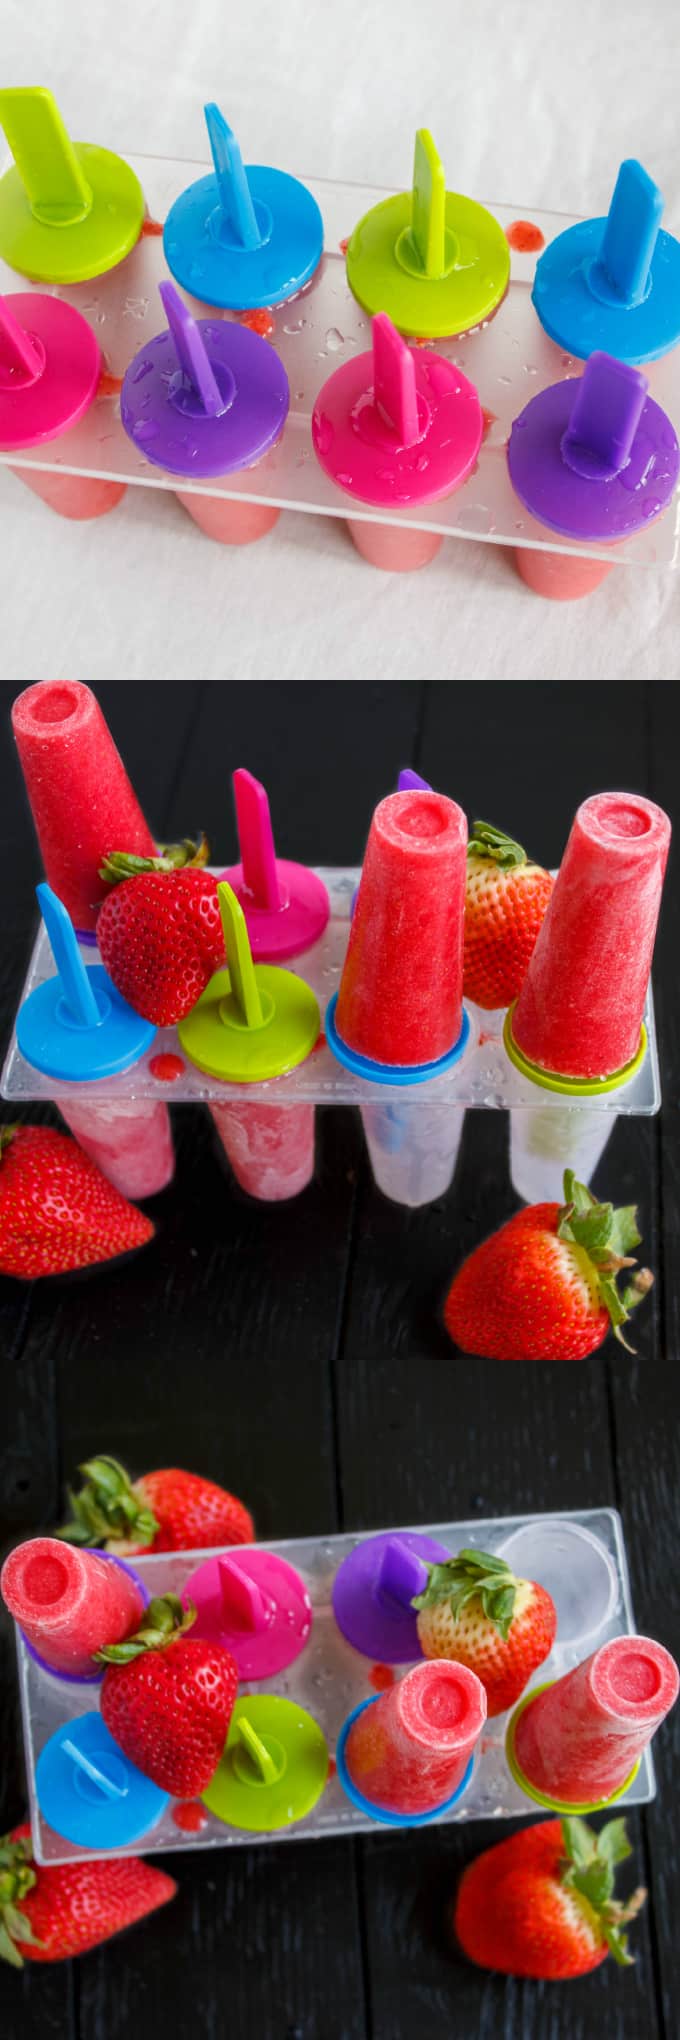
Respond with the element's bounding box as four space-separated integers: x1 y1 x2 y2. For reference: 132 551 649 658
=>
62 1738 128 1800
158 279 225 418
37 882 102 1028
597 160 663 308
204 102 262 251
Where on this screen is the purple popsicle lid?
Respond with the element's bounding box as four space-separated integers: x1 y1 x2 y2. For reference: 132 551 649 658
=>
508 351 680 542
312 311 482 508
332 1530 450 1662
120 280 289 478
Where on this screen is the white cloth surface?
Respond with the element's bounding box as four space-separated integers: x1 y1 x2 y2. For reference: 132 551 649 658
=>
1 0 679 681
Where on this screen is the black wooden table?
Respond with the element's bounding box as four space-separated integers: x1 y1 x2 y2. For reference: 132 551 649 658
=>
1 681 678 2040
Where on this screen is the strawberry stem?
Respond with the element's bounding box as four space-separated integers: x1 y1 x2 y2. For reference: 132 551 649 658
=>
559 1816 645 1967
412 1548 520 1640
98 834 210 886
467 821 528 870
57 1455 159 1549
94 1593 195 1664
557 1171 652 1351
0 1834 42 1968
0 1125 20 1162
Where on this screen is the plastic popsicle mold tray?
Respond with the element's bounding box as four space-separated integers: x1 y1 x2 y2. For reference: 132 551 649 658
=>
0 151 678 570
0 868 660 1114
16 1508 654 1864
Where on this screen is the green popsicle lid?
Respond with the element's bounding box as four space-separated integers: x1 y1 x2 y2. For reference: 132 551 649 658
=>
177 880 320 1080
0 88 144 283
346 129 510 338
201 1695 329 1831
503 1005 648 1096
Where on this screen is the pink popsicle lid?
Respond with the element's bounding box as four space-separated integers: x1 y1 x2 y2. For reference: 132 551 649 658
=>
0 291 101 448
219 768 330 960
312 311 482 507
182 1549 312 1679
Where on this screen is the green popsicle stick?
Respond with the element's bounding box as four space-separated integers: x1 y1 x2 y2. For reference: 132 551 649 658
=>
0 86 144 283
0 87 92 225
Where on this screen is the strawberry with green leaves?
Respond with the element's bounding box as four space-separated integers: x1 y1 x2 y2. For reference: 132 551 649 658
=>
58 1455 255 1556
96 835 224 1026
453 1814 646 1979
0 1125 154 1280
97 1595 238 1797
413 1548 556 1716
464 821 553 1011
444 1170 653 1361
0 1824 175 1967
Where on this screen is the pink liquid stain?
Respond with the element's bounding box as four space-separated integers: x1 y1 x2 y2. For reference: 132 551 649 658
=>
149 1053 186 1082
171 1801 208 1833
506 221 545 254
369 1663 396 1691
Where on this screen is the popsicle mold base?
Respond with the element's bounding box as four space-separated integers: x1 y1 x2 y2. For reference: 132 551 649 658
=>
1 150 678 573
505 1680 640 1815
2 869 660 1115
16 1507 653 1863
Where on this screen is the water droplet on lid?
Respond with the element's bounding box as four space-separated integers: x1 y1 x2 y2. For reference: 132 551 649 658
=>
325 327 344 351
131 359 154 384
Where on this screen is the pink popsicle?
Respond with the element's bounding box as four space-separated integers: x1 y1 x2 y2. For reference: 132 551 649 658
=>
344 1660 486 1816
335 788 467 1066
10 468 127 520
1 1537 144 1677
210 1099 315 1201
175 489 280 545
12 680 156 933
510 791 671 1080
512 1636 679 1806
58 1097 175 1199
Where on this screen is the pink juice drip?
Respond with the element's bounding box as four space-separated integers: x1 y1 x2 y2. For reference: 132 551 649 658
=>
0 1537 144 1677
58 1098 175 1199
512 792 671 1079
336 789 467 1066
210 1099 315 1202
345 1661 486 1816
12 680 156 933
514 1637 679 1805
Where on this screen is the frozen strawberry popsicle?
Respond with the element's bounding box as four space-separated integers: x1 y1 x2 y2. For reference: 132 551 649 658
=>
121 282 288 546
209 1098 315 1202
506 792 671 1085
508 1636 679 1810
333 787 468 1068
1 1537 145 1679
312 311 482 571
340 1660 486 1820
508 352 679 601
12 680 155 936
0 291 126 521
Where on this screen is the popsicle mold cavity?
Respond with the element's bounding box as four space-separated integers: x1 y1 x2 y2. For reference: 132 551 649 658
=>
339 1659 486 1820
496 1520 618 1646
58 1096 175 1200
507 1636 679 1812
12 681 155 934
532 159 680 364
360 1098 465 1207
331 788 468 1071
210 1099 315 1202
183 1549 312 1677
121 281 290 479
1 1538 146 1680
507 352 680 545
162 102 323 310
345 129 510 338
0 87 144 284
507 791 671 1084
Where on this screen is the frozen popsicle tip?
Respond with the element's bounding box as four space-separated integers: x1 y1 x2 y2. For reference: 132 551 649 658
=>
376 1537 429 1609
0 292 44 388
158 279 232 419
591 161 664 311
204 104 264 252
0 86 144 284
560 354 648 482
217 1554 270 1634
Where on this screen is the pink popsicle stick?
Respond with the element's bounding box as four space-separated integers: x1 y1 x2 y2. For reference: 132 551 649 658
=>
0 292 44 386
233 767 283 912
218 1554 270 1634
372 312 420 445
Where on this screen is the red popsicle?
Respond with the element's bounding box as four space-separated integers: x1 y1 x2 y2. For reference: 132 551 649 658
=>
510 1636 679 1808
344 1659 486 1816
1 1537 144 1677
12 680 156 934
510 792 671 1082
335 788 467 1066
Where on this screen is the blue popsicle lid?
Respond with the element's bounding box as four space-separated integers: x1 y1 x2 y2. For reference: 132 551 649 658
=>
532 159 680 364
36 1712 169 1849
16 883 156 1081
162 103 323 310
325 992 471 1087
120 280 289 478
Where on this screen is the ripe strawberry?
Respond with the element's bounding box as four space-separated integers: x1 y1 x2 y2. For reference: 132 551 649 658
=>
444 1169 653 1361
58 1455 255 1556
453 1814 646 1978
0 1823 176 1967
413 1547 556 1716
98 1595 238 1797
464 820 553 1010
0 1125 154 1280
96 836 224 1026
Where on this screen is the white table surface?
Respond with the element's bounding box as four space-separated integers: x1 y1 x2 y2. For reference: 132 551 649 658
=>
2 0 679 681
